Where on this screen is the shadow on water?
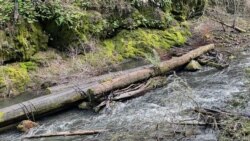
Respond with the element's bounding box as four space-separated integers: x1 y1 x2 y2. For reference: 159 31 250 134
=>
1 47 250 141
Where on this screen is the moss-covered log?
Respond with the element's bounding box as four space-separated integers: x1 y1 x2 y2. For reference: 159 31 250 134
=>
0 44 214 129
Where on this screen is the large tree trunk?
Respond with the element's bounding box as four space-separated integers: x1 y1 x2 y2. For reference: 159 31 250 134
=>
0 44 214 130
87 44 215 96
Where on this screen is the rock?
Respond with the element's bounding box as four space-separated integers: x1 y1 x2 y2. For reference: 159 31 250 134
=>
185 60 202 71
41 81 57 89
245 68 250 74
229 55 236 60
17 120 38 132
78 102 92 110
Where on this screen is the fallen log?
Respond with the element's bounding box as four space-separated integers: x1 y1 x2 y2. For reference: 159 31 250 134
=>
87 44 215 96
22 129 106 139
0 44 215 130
211 18 246 33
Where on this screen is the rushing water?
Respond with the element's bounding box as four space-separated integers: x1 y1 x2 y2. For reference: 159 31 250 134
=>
1 47 250 141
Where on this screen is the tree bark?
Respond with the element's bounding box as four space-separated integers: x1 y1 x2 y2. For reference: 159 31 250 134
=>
87 44 215 96
0 44 215 130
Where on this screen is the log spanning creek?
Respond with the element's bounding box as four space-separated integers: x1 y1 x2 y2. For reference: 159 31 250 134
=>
1 46 250 141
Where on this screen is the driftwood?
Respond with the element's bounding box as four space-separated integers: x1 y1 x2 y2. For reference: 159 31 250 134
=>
94 76 168 111
0 44 215 130
113 76 167 100
193 107 250 139
211 18 246 33
113 83 149 100
170 120 222 126
197 59 228 69
194 107 250 119
22 129 106 139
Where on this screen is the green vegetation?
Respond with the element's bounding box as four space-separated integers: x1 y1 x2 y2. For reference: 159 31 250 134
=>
171 0 207 20
0 112 4 122
219 117 250 140
102 27 189 60
0 0 205 62
0 64 30 97
0 0 206 96
20 61 38 71
0 22 48 62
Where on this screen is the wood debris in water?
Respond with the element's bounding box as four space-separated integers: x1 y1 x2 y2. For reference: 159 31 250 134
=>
193 107 250 140
22 129 107 139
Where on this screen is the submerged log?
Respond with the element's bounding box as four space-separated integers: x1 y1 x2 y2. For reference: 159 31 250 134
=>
0 44 215 130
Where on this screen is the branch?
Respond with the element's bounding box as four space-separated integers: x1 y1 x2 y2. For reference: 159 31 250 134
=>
22 129 107 139
210 18 246 33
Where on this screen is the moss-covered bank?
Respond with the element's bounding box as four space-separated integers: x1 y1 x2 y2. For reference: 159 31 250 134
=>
44 0 206 51
102 27 189 60
0 0 206 96
0 0 206 62
0 65 30 98
0 23 48 62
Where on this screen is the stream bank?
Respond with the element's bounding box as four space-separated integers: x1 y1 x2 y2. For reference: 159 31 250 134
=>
0 0 207 98
0 1 250 140
1 43 250 141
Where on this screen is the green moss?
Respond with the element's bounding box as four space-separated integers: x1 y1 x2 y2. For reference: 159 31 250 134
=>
246 68 250 74
20 62 38 71
15 22 48 60
243 120 250 134
45 0 202 51
87 89 95 96
0 112 4 122
0 65 30 97
171 0 207 20
1 0 206 63
220 118 250 140
45 9 107 50
0 22 48 62
102 27 189 60
131 4 171 29
29 49 61 67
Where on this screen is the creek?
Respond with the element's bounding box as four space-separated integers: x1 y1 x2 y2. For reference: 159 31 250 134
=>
1 47 250 141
